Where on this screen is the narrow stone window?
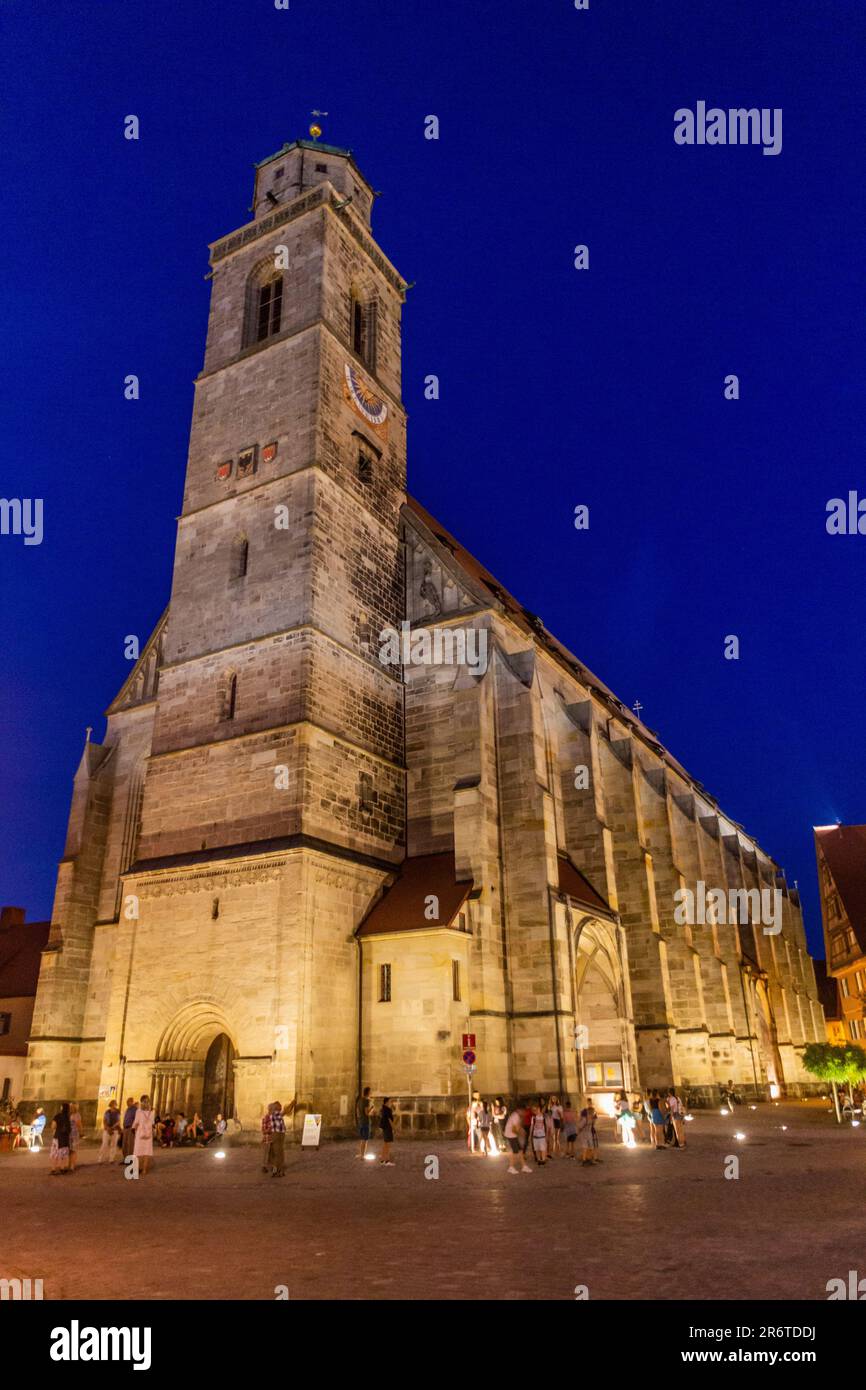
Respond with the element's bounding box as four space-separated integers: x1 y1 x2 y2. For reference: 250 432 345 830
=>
218 672 237 722
211 897 220 920
230 535 249 581
452 960 461 1002
359 771 376 812
357 447 374 482
257 277 283 342
378 963 392 1003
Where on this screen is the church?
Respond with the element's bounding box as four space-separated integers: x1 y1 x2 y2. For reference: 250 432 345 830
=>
22 136 825 1134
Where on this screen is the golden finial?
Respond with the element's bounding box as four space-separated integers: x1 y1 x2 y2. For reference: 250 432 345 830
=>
309 123 322 141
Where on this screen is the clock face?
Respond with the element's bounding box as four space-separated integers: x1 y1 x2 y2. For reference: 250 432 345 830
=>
343 362 388 433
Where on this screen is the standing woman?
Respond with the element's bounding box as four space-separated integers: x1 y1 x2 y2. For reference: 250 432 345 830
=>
68 1102 83 1172
132 1094 155 1176
530 1102 548 1166
576 1100 599 1167
550 1096 563 1157
49 1102 72 1176
632 1092 647 1144
121 1097 138 1160
562 1098 578 1159
379 1096 396 1166
491 1096 508 1154
649 1090 666 1150
667 1088 686 1149
477 1100 493 1156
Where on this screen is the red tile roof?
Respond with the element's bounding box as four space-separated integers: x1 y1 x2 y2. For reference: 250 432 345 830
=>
357 853 473 938
0 918 50 998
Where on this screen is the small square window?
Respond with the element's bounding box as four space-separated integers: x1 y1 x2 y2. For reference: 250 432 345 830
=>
0 1013 10 1037
316 163 328 173
273 167 284 179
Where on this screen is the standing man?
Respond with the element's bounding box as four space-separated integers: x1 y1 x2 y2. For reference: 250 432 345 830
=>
356 1086 373 1160
121 1097 138 1160
261 1102 274 1172
267 1101 286 1177
98 1098 121 1164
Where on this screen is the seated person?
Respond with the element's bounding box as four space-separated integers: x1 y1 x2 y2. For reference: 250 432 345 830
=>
175 1112 188 1143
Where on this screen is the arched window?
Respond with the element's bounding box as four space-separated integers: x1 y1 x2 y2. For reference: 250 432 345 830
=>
230 534 249 581
218 672 237 723
244 262 285 347
350 292 377 370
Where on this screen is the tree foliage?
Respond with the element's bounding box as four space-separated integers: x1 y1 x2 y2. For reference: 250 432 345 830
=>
802 1042 866 1085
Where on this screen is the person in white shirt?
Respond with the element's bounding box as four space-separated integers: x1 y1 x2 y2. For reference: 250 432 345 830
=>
666 1089 686 1148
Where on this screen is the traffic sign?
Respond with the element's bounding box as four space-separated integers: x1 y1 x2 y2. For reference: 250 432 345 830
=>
462 1048 476 1066
463 1062 476 1075
462 1033 476 1050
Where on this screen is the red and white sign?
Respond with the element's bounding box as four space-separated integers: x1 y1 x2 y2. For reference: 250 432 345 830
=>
462 1033 476 1050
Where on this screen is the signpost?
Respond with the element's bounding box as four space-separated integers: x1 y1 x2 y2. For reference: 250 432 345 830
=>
462 1038 478 1149
301 1113 322 1148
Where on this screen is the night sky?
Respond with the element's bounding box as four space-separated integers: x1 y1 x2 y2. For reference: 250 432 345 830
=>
1 0 863 956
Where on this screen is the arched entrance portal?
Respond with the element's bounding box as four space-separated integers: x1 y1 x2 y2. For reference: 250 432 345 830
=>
151 1003 238 1122
571 916 634 1105
202 1033 236 1121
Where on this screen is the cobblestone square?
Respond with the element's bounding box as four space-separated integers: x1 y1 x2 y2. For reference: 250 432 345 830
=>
0 1100 857 1302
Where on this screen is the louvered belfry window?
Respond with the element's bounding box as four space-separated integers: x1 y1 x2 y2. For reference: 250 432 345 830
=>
257 277 283 342
352 297 377 371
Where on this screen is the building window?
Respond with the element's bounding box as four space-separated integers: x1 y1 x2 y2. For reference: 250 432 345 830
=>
218 672 237 723
357 447 374 482
378 963 391 1003
315 162 327 173
841 977 850 997
857 970 864 994
257 276 283 342
230 535 249 581
273 167 284 179
1 1077 10 1101
452 960 461 1002
0 1013 10 1036
852 1019 861 1040
351 296 377 371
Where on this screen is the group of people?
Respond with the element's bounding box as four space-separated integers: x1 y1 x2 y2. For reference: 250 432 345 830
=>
42 1095 229 1176
468 1096 603 1169
466 1087 689 1170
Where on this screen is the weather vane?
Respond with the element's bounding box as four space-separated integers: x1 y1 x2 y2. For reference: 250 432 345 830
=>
632 699 643 719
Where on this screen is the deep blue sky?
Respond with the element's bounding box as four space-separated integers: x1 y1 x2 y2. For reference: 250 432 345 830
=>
1 0 863 956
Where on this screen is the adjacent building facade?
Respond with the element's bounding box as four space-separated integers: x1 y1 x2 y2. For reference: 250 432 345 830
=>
815 824 866 1045
22 138 825 1133
0 907 50 1103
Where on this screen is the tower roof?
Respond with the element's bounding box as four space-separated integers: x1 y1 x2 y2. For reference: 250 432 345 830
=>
254 137 354 168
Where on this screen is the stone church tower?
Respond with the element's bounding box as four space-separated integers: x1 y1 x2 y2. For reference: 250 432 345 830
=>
23 137 825 1132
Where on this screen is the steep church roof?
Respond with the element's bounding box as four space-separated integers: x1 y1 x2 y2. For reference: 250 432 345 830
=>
405 494 782 875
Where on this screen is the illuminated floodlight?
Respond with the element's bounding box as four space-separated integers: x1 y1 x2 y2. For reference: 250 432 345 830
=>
214 1150 226 1159
749 1105 757 1111
734 1132 746 1141
769 1084 780 1099
720 1107 729 1116
852 1120 861 1128
364 1153 376 1162
780 1125 788 1132
684 1115 694 1123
